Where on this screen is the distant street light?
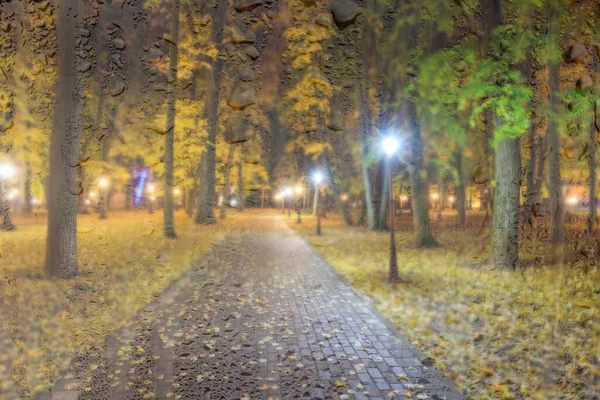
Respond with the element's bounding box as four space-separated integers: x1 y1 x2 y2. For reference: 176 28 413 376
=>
313 171 324 235
295 185 303 223
341 194 348 202
382 136 400 283
567 196 578 206
230 198 238 207
448 195 455 209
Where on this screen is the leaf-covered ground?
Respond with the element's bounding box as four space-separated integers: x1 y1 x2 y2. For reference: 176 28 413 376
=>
288 211 599 400
0 210 230 398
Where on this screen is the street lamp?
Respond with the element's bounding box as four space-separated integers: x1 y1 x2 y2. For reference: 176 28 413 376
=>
448 195 455 209
382 136 400 283
295 185 303 223
313 171 324 235
341 194 348 202
98 177 109 219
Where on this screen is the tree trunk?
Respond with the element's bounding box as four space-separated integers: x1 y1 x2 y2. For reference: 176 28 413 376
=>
195 0 227 225
163 0 180 239
220 145 235 219
356 26 376 230
407 102 439 248
455 147 466 227
237 144 244 211
547 2 565 264
21 162 32 216
45 0 83 278
523 117 538 223
492 137 521 269
325 154 353 226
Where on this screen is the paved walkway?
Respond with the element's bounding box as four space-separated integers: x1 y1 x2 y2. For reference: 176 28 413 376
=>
41 214 463 400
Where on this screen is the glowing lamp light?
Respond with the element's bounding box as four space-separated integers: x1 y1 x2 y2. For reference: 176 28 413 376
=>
230 198 238 207
85 199 90 205
275 194 281 200
313 171 324 184
148 184 156 193
567 196 578 206
401 195 408 201
89 192 96 198
341 194 348 202
449 196 455 202
32 197 39 205
174 188 181 196
285 187 293 196
295 186 303 194
382 136 400 157
98 177 109 188
0 163 16 179
150 196 156 201
431 193 439 200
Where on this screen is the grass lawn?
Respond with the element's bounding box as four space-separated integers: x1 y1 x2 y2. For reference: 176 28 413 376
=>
287 210 599 399
0 208 233 398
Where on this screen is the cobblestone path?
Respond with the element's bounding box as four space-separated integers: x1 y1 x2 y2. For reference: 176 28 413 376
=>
41 214 463 400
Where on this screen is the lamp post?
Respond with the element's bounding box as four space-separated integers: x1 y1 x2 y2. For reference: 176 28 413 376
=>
295 185 303 223
0 162 16 230
313 171 324 235
382 136 400 283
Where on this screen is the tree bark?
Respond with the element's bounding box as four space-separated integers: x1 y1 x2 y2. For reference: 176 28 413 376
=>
45 0 84 278
237 144 244 211
455 147 466 227
219 145 235 219
407 102 439 248
162 0 180 239
324 152 353 226
547 0 565 264
21 162 32 216
195 0 228 225
492 137 522 269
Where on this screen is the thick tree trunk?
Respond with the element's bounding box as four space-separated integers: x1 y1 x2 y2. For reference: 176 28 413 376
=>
195 0 227 225
0 180 15 231
45 0 83 278
492 137 521 269
163 0 180 239
547 14 565 264
324 154 353 226
219 145 235 219
524 125 539 223
455 147 466 227
407 102 439 248
237 145 244 211
356 22 376 230
21 162 32 216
